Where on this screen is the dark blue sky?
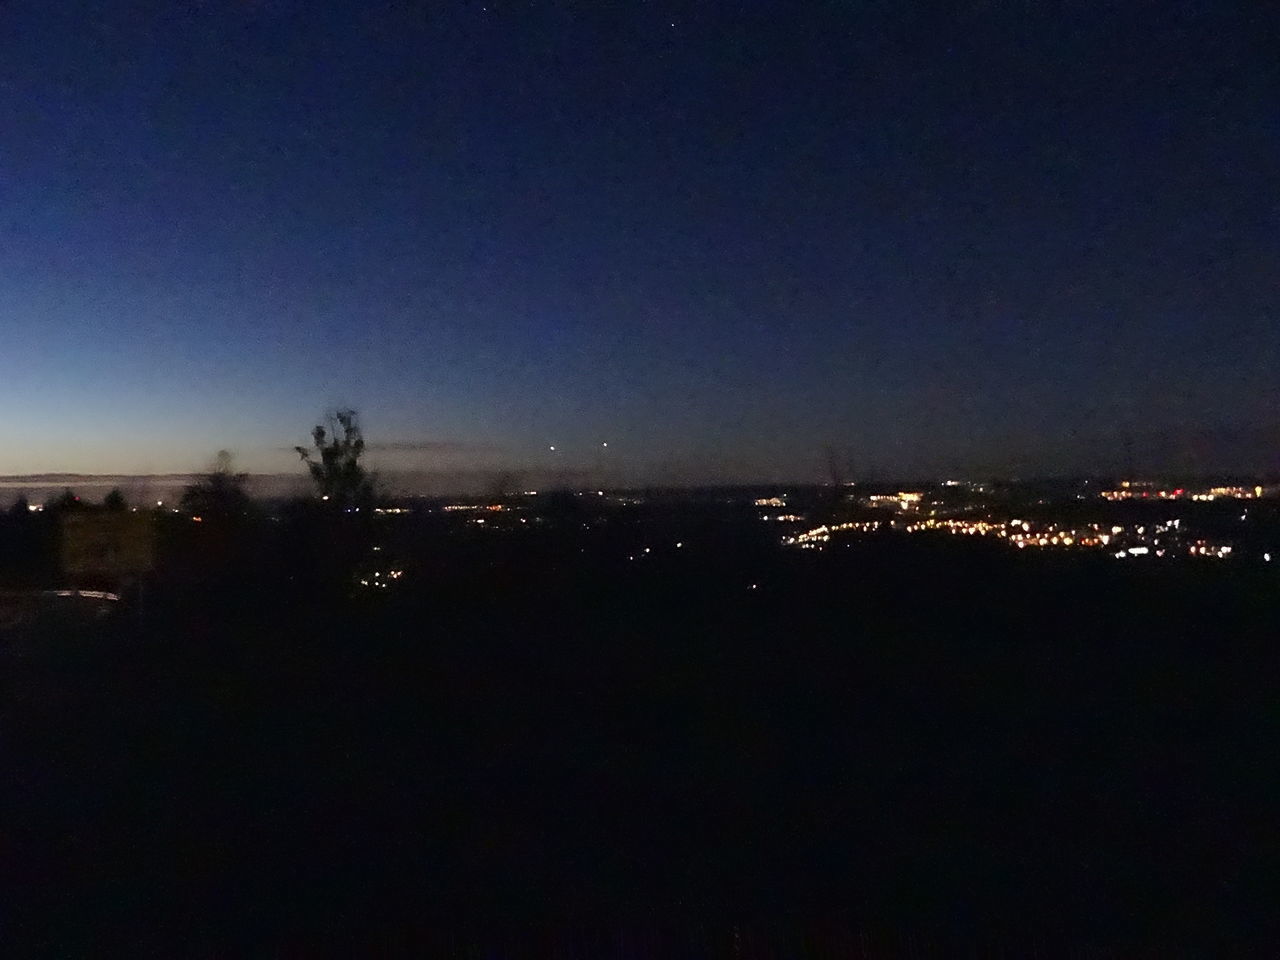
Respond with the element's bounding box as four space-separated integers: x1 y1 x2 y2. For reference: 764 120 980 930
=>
1 2 1275 482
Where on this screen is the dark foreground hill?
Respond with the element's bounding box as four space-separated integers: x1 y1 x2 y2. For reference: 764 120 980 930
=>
5 525 1279 956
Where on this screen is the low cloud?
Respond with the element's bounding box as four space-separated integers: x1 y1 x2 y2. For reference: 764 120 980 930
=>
280 440 502 455
366 441 504 454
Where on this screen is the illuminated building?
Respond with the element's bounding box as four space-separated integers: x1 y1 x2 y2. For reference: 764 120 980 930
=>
866 492 923 512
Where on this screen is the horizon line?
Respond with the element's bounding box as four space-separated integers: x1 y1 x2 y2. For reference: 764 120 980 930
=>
1 471 1277 486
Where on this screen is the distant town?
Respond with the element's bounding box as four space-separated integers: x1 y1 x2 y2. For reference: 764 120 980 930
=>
6 476 1277 568
366 476 1280 568
3 469 1276 627
779 478 1276 563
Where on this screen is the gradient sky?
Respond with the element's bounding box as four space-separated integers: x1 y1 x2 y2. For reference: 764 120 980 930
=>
1 2 1276 483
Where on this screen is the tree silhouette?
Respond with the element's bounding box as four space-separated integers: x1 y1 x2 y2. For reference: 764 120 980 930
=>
295 409 374 508
181 451 251 518
818 444 855 523
47 488 82 513
8 494 31 518
104 488 128 511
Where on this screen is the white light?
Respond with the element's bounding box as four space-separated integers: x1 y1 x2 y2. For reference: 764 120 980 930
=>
322 495 329 501
49 590 120 602
601 442 608 447
676 542 683 548
549 446 556 451
1265 553 1272 562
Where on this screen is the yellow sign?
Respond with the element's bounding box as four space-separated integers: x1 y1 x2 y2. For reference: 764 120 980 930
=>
61 513 156 577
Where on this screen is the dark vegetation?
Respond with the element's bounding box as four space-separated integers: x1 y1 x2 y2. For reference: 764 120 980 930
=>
3 446 1278 953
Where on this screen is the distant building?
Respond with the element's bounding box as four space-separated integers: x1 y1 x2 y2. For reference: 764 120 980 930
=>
865 492 923 512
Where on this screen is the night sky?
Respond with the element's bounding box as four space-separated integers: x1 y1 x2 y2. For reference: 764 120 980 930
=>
1 2 1275 483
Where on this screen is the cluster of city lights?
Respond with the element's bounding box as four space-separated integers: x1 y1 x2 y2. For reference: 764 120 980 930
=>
898 517 1115 548
1101 482 1263 502
1188 541 1233 558
1100 487 1185 501
926 517 1201 558
786 513 1260 561
1191 486 1263 501
359 569 404 589
905 518 1006 537
785 520 883 548
753 497 787 508
866 492 923 512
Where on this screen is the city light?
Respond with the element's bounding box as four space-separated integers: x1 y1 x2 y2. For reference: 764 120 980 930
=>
1100 484 1266 502
867 492 924 512
48 590 121 602
784 505 1252 562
